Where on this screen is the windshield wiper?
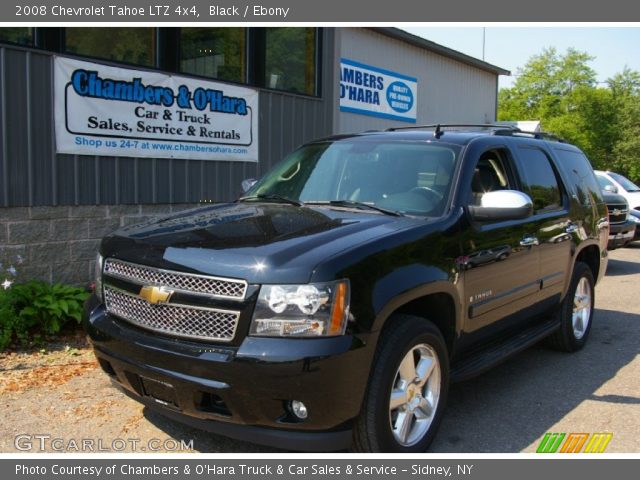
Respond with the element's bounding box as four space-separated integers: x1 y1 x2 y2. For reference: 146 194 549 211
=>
238 193 303 207
307 200 403 217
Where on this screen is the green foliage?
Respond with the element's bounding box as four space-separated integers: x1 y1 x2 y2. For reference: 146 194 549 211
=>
499 48 597 120
607 67 640 97
498 48 640 182
0 281 89 351
612 95 640 180
0 289 16 350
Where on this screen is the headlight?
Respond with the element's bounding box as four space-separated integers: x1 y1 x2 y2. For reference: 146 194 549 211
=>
250 280 350 337
631 215 640 224
95 254 104 302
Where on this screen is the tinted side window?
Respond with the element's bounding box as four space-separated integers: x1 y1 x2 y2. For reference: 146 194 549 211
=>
553 149 603 206
517 147 562 213
468 148 517 206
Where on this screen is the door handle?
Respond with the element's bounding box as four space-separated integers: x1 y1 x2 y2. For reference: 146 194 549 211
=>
597 218 609 230
520 236 539 247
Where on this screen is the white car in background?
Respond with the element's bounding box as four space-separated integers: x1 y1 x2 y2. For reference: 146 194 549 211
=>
595 170 640 211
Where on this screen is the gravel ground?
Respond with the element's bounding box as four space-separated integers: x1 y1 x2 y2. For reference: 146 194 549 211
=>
1 245 639 453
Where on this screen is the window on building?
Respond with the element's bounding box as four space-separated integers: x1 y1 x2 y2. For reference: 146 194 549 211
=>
179 28 246 83
264 28 317 95
0 28 34 46
517 147 563 213
64 28 156 67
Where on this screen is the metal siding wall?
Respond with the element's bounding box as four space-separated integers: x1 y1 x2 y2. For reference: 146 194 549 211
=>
337 28 499 133
31 52 55 205
0 49 4 205
4 49 30 205
0 28 335 207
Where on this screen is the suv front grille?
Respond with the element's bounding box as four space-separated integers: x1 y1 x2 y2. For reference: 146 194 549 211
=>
104 286 239 342
103 258 247 300
607 203 628 224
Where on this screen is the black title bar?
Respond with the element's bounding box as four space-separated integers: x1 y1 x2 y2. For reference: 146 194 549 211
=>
4 0 640 22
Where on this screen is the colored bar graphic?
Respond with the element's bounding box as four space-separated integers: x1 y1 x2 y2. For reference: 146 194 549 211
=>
584 433 613 453
536 432 613 453
536 433 566 453
560 433 590 453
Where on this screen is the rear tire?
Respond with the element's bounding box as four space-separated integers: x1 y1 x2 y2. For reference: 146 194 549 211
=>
352 314 449 452
547 262 595 352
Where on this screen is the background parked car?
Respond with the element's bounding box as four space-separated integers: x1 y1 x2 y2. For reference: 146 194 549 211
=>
595 170 640 211
601 191 636 249
629 208 640 241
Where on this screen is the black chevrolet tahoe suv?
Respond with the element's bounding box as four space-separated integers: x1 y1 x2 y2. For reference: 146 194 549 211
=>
84 124 609 452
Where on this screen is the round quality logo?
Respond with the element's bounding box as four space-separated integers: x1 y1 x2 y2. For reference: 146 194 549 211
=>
386 81 414 113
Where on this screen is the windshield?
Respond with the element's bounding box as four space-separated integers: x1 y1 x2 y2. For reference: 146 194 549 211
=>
596 174 615 190
608 172 640 192
244 139 460 216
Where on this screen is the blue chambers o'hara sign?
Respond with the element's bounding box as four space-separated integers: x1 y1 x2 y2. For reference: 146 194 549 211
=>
339 58 418 123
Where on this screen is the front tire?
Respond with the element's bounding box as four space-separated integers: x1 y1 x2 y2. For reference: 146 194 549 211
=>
353 315 449 452
547 262 595 352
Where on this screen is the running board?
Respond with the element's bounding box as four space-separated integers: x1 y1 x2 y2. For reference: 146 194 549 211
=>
451 317 561 382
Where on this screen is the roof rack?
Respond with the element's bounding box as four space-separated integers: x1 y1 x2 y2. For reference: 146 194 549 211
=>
384 123 565 142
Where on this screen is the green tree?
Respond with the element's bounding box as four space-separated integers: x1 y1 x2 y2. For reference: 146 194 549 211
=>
543 86 618 169
612 95 640 181
499 48 640 180
607 67 640 97
499 48 596 121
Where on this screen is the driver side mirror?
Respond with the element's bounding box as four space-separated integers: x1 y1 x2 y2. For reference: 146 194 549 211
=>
468 190 533 222
241 178 257 193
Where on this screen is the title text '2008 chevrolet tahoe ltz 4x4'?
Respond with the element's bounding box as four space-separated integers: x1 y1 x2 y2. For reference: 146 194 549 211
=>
84 124 609 452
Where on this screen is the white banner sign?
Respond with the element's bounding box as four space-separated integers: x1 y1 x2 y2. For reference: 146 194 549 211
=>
339 58 418 123
54 57 259 161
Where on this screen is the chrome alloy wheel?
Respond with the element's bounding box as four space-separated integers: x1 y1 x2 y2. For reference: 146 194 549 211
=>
389 344 441 447
572 277 592 340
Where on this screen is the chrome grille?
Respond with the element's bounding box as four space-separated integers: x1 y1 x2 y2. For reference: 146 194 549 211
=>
607 203 628 225
103 258 247 300
104 286 239 342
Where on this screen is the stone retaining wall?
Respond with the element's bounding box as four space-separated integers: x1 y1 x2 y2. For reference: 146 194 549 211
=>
0 204 200 286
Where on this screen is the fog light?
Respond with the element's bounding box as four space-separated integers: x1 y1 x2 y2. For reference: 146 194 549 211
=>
290 400 308 420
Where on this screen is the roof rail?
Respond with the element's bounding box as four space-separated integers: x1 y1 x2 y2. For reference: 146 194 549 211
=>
385 123 519 139
384 123 565 142
493 129 566 143
385 123 518 132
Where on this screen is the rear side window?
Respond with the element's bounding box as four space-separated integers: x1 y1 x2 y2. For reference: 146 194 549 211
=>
553 149 603 206
517 147 563 213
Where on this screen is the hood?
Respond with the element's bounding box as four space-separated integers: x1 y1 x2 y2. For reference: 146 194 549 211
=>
101 202 415 284
602 192 628 205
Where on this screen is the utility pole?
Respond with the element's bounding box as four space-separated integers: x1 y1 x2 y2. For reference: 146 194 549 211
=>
482 27 486 61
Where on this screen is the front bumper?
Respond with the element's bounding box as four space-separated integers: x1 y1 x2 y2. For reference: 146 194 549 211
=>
608 220 636 249
83 296 375 451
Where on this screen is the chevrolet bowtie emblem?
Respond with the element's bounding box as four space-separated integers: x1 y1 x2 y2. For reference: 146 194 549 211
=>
139 285 174 305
